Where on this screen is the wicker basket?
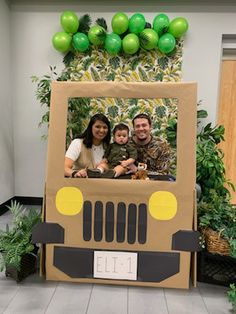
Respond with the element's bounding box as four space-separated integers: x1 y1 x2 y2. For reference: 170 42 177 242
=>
203 228 230 256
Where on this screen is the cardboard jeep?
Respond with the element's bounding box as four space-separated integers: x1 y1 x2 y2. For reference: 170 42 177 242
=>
32 81 200 289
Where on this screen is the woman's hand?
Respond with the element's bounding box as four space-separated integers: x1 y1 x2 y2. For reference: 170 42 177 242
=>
73 169 87 178
64 157 87 178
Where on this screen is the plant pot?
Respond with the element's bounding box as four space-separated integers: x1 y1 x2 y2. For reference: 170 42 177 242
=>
5 252 38 283
202 228 230 256
197 251 236 287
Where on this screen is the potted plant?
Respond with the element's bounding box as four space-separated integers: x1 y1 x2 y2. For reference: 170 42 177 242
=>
0 201 41 282
166 106 236 285
228 284 236 313
196 119 236 286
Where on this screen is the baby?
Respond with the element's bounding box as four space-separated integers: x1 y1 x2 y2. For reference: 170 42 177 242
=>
97 123 137 178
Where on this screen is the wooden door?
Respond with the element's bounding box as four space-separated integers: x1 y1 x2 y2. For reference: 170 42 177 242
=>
218 60 236 204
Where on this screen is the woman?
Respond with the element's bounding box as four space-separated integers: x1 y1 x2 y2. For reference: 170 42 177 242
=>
64 113 111 178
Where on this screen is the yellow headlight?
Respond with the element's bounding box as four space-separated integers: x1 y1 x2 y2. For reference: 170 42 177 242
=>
56 187 83 216
149 191 177 220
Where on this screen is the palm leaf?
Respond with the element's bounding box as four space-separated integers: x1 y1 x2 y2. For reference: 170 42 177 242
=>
78 14 92 34
109 56 120 70
63 51 75 67
96 18 108 31
138 67 149 81
90 67 100 81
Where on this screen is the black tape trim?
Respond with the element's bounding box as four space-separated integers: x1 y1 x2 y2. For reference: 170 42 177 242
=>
138 251 180 282
32 222 64 244
54 246 93 278
138 203 147 244
128 203 137 244
83 201 92 241
105 202 114 242
172 230 201 252
94 201 103 241
117 202 126 243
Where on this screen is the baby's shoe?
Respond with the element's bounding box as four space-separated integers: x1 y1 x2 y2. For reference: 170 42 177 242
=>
87 168 102 178
101 169 115 179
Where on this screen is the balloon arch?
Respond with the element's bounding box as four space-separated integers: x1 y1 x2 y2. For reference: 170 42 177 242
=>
52 11 189 56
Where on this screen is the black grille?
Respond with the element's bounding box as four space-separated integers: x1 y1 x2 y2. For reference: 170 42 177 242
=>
83 201 147 244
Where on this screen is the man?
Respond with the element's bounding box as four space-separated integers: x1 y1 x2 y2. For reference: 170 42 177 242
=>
130 113 171 174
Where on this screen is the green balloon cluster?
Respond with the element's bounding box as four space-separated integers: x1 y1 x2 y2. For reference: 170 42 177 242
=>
73 32 89 52
60 11 79 34
169 17 189 38
158 33 176 54
122 34 140 54
128 13 146 34
52 32 72 53
112 12 129 35
153 14 169 36
52 11 189 56
105 33 122 55
152 14 188 54
88 25 106 46
140 29 158 50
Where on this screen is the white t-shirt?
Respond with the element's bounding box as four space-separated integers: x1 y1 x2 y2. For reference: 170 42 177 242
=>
65 138 105 166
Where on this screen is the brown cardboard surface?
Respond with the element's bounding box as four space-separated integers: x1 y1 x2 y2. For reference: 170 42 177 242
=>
41 81 197 288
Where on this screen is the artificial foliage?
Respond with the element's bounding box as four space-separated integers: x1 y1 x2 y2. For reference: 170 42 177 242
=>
0 201 41 271
32 39 183 148
228 284 236 313
165 107 236 257
196 120 236 257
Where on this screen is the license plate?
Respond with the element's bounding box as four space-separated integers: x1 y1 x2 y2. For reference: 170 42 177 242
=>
94 251 137 280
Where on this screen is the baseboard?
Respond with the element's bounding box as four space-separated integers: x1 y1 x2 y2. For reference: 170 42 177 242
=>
0 196 43 216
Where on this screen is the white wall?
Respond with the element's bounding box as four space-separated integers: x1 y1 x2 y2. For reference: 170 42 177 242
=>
0 0 14 204
9 1 236 197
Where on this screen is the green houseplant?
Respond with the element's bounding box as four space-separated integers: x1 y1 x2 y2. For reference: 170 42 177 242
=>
196 122 236 258
166 106 236 257
228 284 236 313
0 201 41 282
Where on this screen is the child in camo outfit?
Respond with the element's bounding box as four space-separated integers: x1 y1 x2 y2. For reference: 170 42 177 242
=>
96 123 137 178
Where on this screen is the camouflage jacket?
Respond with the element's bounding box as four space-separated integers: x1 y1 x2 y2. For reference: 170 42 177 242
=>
129 136 171 174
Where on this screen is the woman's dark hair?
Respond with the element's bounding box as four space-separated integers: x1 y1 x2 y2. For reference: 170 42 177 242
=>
79 113 111 148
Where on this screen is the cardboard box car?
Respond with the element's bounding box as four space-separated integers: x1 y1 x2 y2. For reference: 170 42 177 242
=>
32 81 200 289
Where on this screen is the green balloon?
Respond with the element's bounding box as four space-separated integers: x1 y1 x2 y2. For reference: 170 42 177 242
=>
52 32 72 53
73 32 89 52
112 12 129 35
60 11 79 34
153 14 170 36
140 29 158 50
122 34 140 55
158 33 176 54
88 25 106 46
169 17 189 38
105 33 122 55
129 13 146 34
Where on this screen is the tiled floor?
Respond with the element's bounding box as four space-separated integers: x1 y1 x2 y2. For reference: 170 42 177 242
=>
0 210 232 314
